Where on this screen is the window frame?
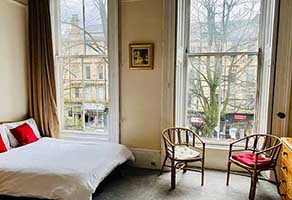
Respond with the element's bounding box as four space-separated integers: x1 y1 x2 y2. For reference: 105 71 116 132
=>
176 0 264 146
51 0 119 143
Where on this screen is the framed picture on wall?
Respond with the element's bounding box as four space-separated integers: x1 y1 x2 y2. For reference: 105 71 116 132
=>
129 43 154 70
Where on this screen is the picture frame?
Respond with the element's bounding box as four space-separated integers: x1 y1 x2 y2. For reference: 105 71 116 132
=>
129 43 154 70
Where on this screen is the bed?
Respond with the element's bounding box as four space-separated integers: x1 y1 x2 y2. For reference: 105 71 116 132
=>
0 137 134 200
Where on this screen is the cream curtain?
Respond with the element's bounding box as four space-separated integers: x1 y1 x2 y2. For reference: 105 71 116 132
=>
28 0 59 138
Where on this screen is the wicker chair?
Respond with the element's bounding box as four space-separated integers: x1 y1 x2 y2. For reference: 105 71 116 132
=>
160 127 205 189
226 134 282 200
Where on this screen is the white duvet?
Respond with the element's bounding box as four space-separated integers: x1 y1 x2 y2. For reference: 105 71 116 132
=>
0 137 134 200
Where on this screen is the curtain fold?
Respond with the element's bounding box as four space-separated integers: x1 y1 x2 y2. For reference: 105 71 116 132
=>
28 0 59 138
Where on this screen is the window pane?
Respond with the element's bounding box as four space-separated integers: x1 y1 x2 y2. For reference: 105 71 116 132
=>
84 105 108 131
61 58 84 130
189 0 261 53
60 0 85 56
186 54 258 141
84 0 108 56
60 56 108 132
64 104 83 130
62 58 83 102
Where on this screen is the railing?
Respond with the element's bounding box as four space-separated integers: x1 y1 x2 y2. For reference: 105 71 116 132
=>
188 51 258 57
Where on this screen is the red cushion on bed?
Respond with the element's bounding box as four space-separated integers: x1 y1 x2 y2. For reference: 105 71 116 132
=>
232 153 272 167
10 123 38 146
0 134 8 153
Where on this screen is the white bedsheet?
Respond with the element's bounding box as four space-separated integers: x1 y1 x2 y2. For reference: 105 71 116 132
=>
0 138 134 200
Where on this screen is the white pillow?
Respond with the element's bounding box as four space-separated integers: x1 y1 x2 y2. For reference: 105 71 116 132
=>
5 118 41 147
0 125 11 149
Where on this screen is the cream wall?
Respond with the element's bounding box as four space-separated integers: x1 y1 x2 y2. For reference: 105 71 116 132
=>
0 0 29 121
118 0 240 171
120 0 163 150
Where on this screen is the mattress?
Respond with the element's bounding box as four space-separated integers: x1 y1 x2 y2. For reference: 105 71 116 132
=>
0 137 134 200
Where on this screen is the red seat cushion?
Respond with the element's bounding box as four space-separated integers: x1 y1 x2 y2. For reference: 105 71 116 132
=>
232 153 272 167
10 123 38 146
0 134 8 153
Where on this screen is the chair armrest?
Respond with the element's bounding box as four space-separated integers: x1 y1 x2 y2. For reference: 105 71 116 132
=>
189 130 205 145
162 135 175 148
195 137 205 155
230 136 250 146
255 143 282 157
195 135 205 145
202 142 206 156
162 136 175 157
229 135 257 153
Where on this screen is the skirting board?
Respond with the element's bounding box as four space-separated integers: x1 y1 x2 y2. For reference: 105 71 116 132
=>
129 148 161 170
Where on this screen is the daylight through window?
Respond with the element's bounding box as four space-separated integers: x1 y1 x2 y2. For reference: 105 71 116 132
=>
57 0 109 133
177 0 261 144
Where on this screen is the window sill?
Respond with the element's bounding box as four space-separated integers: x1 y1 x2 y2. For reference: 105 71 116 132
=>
204 143 230 150
61 129 108 135
200 138 245 150
60 130 110 142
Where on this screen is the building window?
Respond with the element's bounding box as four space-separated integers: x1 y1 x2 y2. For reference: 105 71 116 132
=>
53 0 119 140
176 0 261 144
68 109 73 117
85 66 91 80
98 66 104 80
97 85 105 101
75 88 80 98
84 87 91 101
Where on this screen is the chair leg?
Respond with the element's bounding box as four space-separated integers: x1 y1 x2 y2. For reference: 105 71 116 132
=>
171 160 176 190
249 171 258 200
201 159 205 186
183 162 187 173
226 161 231 186
273 168 280 195
160 155 168 175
